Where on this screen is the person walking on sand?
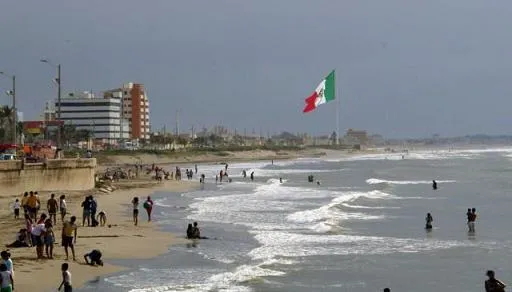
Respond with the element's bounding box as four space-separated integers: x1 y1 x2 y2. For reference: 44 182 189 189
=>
0 263 14 292
13 199 20 219
47 193 58 225
26 191 40 219
58 263 72 292
143 196 154 222
62 216 77 261
31 219 46 259
485 270 506 292
132 197 139 226
60 195 67 222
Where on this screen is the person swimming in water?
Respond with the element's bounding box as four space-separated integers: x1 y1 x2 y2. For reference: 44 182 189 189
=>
425 213 433 230
432 180 437 190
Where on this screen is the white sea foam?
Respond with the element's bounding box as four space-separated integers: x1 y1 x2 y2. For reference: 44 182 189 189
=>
124 263 284 292
248 231 491 260
366 178 456 185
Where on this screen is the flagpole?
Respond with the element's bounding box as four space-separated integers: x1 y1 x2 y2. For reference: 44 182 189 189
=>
334 70 340 145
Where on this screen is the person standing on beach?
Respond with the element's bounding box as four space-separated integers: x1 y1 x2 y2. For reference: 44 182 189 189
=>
0 263 14 292
81 196 92 227
0 251 13 279
90 196 98 226
425 213 433 230
250 171 254 181
26 191 40 219
468 208 477 233
195 164 198 174
30 220 46 259
58 263 72 292
485 270 506 292
13 199 20 219
21 192 28 215
143 196 154 222
47 193 58 225
24 214 33 246
132 197 139 226
60 195 67 222
44 219 55 259
62 216 77 261
432 180 437 190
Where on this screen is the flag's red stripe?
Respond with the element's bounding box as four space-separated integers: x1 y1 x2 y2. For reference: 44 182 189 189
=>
303 92 318 113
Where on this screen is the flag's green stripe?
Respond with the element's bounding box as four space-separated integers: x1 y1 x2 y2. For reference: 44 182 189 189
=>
324 70 335 102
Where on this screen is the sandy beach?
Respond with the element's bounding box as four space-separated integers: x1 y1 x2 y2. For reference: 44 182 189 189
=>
0 178 198 292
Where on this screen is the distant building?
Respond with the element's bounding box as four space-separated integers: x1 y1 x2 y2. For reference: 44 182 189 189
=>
56 91 130 144
343 129 369 146
103 82 150 140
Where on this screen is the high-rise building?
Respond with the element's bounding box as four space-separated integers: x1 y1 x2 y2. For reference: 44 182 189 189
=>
57 91 130 143
103 82 150 140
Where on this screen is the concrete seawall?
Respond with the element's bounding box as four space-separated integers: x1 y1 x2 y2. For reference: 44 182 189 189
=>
0 158 96 196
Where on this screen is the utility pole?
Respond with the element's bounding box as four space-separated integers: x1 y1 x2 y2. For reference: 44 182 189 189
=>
175 110 180 137
57 64 62 148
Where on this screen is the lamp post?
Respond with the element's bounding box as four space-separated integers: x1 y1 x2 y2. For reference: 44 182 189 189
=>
0 72 16 146
40 60 61 148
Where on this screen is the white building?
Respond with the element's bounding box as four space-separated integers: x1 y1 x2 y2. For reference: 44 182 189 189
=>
57 91 130 144
103 82 150 140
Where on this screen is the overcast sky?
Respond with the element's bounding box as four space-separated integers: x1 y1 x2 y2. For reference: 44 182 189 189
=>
1 0 512 138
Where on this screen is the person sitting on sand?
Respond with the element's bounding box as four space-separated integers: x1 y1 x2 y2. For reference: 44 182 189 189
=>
97 211 107 227
485 270 506 292
186 224 194 239
6 229 30 248
84 249 103 266
191 222 209 239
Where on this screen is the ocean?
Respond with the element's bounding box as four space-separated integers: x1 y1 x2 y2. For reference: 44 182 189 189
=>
79 148 512 291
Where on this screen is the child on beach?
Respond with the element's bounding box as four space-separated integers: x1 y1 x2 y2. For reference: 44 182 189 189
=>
24 214 33 246
0 251 13 278
143 196 154 222
60 195 67 222
0 263 14 292
44 219 55 259
132 197 139 226
13 199 20 219
58 263 72 292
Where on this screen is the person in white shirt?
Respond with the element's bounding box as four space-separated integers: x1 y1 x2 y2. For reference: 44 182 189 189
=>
58 263 72 292
13 199 20 219
59 195 68 222
31 223 46 259
0 262 13 292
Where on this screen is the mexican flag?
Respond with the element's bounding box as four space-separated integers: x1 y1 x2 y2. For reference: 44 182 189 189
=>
303 70 336 113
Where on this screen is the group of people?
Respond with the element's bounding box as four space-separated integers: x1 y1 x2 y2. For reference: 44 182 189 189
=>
131 196 154 225
186 222 207 239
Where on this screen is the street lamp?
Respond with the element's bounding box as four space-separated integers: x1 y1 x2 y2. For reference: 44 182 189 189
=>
40 59 61 148
0 71 16 146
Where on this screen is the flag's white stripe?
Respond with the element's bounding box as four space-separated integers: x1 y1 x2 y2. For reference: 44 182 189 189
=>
314 79 326 107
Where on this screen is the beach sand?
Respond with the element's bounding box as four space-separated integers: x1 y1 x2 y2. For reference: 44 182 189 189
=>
0 179 197 292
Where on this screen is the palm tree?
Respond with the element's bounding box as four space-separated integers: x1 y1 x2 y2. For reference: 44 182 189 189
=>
0 105 13 142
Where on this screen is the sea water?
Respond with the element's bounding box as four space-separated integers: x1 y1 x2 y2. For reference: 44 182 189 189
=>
78 148 512 291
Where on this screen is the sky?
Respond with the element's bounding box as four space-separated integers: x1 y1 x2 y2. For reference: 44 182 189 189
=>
1 0 512 138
